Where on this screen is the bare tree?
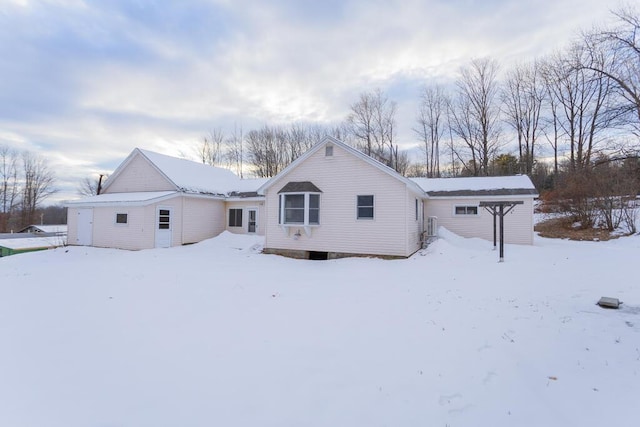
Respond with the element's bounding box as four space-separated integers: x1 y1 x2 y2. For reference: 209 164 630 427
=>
541 80 562 177
225 124 244 178
581 6 640 136
245 125 288 178
448 58 502 176
77 174 108 197
415 85 447 177
502 61 546 175
197 128 225 166
347 89 399 170
20 151 56 226
541 46 615 171
0 145 20 232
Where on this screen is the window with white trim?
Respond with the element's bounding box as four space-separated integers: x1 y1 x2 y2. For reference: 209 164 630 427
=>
454 205 478 215
279 193 320 225
357 195 374 219
228 208 243 227
115 213 128 224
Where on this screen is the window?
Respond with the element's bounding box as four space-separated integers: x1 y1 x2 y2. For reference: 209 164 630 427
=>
357 195 374 219
158 209 171 229
325 145 333 157
455 205 478 215
415 199 419 221
279 193 320 225
309 194 319 224
115 213 128 224
229 208 243 227
284 194 305 223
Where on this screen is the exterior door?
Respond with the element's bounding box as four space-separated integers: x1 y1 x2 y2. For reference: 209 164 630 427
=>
155 207 172 248
76 208 93 245
248 209 257 233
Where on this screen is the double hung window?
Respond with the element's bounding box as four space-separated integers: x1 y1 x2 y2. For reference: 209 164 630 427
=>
280 193 320 225
357 195 374 219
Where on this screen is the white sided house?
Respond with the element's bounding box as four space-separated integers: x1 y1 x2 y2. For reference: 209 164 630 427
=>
258 137 538 259
67 138 538 257
66 149 266 250
258 138 426 259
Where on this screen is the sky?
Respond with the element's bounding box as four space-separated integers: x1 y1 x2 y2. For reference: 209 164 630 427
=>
0 0 626 203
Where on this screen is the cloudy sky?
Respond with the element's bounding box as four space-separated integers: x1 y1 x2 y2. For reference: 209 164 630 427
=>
0 0 625 202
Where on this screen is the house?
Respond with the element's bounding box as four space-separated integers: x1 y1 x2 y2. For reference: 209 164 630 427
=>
258 137 538 259
258 138 426 259
66 138 538 257
18 224 68 235
66 149 267 250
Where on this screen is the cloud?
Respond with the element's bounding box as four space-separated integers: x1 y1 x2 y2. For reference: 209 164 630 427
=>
0 0 625 203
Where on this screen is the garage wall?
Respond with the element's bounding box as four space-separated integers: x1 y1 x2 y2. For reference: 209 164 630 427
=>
425 197 535 245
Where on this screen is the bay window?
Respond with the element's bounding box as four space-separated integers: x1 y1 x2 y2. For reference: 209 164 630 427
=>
279 193 320 226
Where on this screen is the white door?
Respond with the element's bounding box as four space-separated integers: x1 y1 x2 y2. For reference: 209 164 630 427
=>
76 208 93 246
248 209 257 233
155 207 172 248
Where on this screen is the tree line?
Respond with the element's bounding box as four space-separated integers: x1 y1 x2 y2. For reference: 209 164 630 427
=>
190 7 639 191
0 146 57 232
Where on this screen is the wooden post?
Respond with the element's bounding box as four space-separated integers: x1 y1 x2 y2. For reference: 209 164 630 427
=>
499 204 504 262
493 211 497 250
479 201 523 262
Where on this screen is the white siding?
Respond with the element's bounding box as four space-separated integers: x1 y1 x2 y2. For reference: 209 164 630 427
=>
105 154 175 193
182 197 225 244
264 144 415 257
425 197 535 245
224 201 265 235
405 191 424 255
87 196 182 250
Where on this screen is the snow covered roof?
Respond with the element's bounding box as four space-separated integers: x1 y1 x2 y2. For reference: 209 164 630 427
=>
0 236 65 250
19 225 67 234
138 149 265 196
410 175 538 197
65 191 179 207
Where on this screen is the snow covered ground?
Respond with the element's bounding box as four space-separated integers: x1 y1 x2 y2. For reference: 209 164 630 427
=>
1 230 639 427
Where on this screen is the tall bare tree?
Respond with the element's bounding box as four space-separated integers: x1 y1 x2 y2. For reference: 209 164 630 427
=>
0 145 20 232
197 128 225 166
20 151 56 226
581 6 640 136
415 85 447 177
245 125 288 178
347 89 399 170
502 61 546 175
541 45 615 171
449 58 502 176
225 124 244 178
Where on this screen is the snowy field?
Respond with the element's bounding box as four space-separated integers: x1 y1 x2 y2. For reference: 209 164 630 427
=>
1 230 639 427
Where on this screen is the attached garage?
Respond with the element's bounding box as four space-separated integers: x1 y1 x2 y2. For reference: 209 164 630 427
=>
411 176 538 245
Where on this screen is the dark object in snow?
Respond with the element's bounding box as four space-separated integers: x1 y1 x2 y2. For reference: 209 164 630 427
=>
597 297 621 309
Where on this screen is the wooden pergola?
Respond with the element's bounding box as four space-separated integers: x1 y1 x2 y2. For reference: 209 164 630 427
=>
479 201 523 262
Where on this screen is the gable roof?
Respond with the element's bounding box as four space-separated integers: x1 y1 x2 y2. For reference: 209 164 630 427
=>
102 148 266 196
410 175 538 197
257 137 425 195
